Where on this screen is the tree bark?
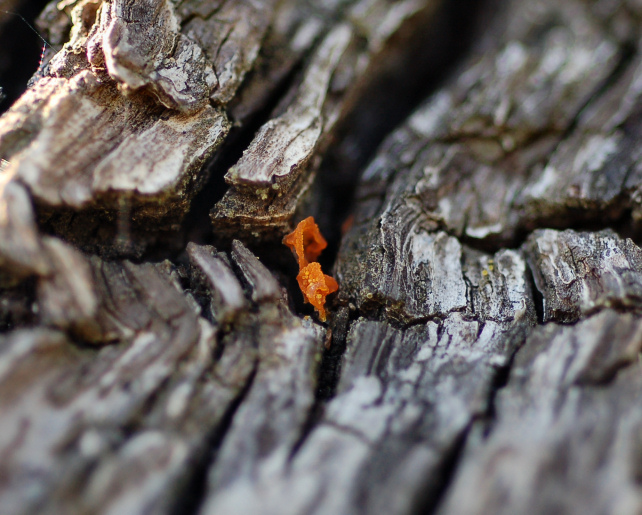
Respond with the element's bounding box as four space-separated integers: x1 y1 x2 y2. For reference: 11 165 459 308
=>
1 0 642 514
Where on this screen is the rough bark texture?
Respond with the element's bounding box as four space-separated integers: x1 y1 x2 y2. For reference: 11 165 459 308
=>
2 0 642 514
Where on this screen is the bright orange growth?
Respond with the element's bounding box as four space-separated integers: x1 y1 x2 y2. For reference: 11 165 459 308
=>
297 263 339 322
283 216 328 269
283 217 338 322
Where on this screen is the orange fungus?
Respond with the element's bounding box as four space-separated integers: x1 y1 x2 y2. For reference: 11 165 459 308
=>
283 216 328 269
283 217 338 321
297 263 338 322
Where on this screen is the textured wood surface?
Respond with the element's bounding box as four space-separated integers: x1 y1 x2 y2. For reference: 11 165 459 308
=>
2 0 642 513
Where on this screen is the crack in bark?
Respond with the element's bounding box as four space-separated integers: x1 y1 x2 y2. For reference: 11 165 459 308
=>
168 361 259 515
412 425 472 515
414 324 531 514
313 0 493 274
181 64 306 252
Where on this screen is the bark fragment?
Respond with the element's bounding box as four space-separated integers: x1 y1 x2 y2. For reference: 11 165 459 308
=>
210 0 445 242
437 310 642 515
352 0 629 246
526 229 642 323
0 237 323 513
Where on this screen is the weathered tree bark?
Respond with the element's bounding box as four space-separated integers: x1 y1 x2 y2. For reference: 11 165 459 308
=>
2 0 642 514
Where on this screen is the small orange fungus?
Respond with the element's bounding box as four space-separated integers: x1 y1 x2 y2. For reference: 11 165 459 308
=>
296 262 339 322
283 217 338 322
283 216 328 269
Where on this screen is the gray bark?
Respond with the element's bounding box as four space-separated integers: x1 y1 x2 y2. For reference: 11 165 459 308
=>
1 0 642 514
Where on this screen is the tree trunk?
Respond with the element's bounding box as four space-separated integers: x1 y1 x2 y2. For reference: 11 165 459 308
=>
1 0 642 514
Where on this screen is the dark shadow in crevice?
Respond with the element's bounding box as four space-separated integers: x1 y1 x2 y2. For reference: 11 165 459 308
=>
181 60 307 251
313 0 498 273
168 363 259 515
284 0 498 417
288 305 360 460
455 203 638 257
479 347 521 438
524 258 545 325
314 305 353 402
411 425 471 515
415 326 528 515
0 275 37 332
0 0 52 114
318 20 640 265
